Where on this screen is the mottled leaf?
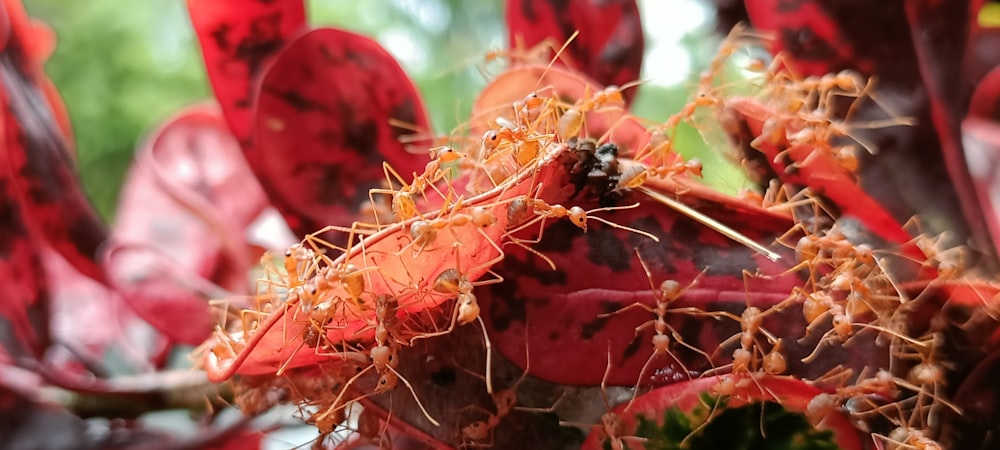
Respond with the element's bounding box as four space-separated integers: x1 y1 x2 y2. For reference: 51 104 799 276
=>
579 375 864 450
969 65 1000 121
744 0 994 265
505 0 644 104
0 0 72 150
725 97 913 246
188 0 306 144
253 27 431 240
476 185 875 386
0 8 106 283
43 247 150 376
0 130 47 360
963 117 1000 258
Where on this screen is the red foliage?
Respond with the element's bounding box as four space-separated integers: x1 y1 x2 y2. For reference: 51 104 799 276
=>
187 0 306 144
505 0 644 104
253 28 431 239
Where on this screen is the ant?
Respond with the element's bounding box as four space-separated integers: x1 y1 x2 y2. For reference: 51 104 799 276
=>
458 325 535 448
503 187 660 244
561 342 648 450
317 293 441 429
400 196 500 257
598 250 724 410
556 82 638 141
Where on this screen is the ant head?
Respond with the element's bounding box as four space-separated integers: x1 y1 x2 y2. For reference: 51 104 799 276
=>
684 158 704 177
831 313 853 340
795 235 820 262
733 348 752 371
457 293 480 325
568 206 587 230
763 342 787 375
375 371 398 393
712 376 738 396
523 91 544 109
907 362 943 387
463 421 490 441
471 206 496 228
659 280 682 301
805 393 838 427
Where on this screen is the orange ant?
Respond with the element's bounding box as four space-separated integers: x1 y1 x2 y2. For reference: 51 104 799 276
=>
614 156 704 192
398 196 500 257
458 325 536 448
503 188 660 244
598 250 724 410
411 241 506 343
560 342 648 450
316 292 441 428
556 82 638 141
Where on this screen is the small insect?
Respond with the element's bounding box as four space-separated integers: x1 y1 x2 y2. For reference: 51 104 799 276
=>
503 190 660 244
556 82 638 141
599 250 725 410
560 343 648 450
317 293 441 428
458 327 534 448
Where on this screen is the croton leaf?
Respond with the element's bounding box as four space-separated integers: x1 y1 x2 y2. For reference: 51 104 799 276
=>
724 97 913 246
478 184 889 386
744 0 995 265
0 133 47 360
0 0 72 150
188 0 306 145
202 138 567 380
252 27 431 240
0 8 106 284
505 0 644 104
106 104 265 345
579 375 864 450
963 116 1000 261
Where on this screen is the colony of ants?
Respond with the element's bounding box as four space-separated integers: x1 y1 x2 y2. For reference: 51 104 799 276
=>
196 23 995 450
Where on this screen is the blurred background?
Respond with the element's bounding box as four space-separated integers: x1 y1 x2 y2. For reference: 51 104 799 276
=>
25 0 742 223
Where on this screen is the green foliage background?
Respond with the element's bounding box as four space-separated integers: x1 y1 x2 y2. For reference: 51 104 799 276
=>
26 0 738 222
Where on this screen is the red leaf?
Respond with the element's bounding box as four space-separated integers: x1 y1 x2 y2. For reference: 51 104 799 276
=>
969 65 1000 121
580 375 865 450
0 140 47 360
188 0 306 144
725 98 913 246
108 104 265 344
744 0 912 78
252 28 431 239
44 247 167 374
0 18 105 284
479 189 838 386
965 26 1000 91
201 143 566 380
947 346 1000 449
963 117 1000 258
902 0 997 261
0 1 73 150
505 0 644 104
744 0 995 263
